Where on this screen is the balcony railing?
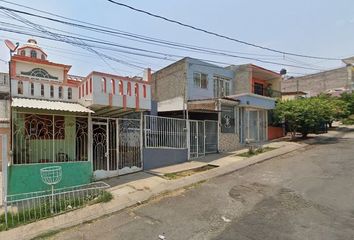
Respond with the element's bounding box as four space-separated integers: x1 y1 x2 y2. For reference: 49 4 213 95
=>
252 85 281 98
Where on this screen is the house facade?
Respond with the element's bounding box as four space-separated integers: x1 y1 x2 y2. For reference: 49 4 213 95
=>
152 57 278 158
4 39 152 195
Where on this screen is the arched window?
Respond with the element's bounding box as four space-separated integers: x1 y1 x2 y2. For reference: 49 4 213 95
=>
30 50 37 58
58 86 63 99
30 82 34 96
127 82 131 96
119 80 123 95
41 54 45 60
17 81 23 94
143 84 147 98
50 85 54 98
86 81 88 95
40 84 44 96
79 86 81 98
101 78 106 93
134 83 139 97
82 84 85 97
89 78 92 93
68 88 72 100
111 79 115 94
20 50 25 56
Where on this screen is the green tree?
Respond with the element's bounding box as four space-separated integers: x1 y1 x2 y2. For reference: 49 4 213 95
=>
339 92 354 115
274 97 348 138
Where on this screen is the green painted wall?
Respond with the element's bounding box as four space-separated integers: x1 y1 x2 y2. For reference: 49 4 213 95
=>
13 114 79 163
7 162 92 195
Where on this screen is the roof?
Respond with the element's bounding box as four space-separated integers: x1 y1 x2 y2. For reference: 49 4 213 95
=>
12 98 93 113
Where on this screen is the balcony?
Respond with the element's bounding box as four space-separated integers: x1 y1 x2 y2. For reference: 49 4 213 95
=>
253 84 282 98
78 72 151 115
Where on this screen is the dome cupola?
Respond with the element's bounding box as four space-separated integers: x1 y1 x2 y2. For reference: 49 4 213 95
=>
16 39 47 60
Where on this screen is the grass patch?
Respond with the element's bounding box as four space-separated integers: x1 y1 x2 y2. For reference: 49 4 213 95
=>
0 190 113 232
163 164 218 180
236 147 276 158
92 191 113 204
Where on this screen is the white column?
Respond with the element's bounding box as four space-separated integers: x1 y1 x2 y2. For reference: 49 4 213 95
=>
2 134 8 206
140 112 144 169
87 113 93 171
217 99 221 152
186 109 190 160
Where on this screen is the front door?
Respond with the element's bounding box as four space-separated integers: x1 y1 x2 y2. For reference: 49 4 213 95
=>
118 119 142 175
92 122 108 179
92 119 119 179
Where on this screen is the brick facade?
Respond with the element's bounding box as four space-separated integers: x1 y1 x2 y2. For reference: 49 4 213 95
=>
151 59 186 102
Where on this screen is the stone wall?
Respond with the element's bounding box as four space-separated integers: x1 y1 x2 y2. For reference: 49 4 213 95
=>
219 133 241 152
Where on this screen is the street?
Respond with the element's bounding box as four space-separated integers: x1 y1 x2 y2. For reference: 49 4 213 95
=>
43 127 354 240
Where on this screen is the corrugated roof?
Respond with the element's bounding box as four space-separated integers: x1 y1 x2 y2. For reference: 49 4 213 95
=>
12 98 93 113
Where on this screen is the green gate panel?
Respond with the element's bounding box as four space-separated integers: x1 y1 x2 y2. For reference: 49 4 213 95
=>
7 162 92 195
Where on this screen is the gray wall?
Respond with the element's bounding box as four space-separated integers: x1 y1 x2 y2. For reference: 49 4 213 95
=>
227 64 252 95
282 67 350 96
143 148 188 170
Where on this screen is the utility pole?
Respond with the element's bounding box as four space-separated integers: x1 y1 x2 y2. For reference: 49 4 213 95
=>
4 40 19 164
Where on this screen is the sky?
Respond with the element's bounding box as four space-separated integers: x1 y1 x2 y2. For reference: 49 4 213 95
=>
0 0 353 78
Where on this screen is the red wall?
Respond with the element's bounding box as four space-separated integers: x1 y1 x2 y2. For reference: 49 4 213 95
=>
268 126 284 140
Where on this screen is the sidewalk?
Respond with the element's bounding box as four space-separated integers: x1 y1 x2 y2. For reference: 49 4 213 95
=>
0 141 306 240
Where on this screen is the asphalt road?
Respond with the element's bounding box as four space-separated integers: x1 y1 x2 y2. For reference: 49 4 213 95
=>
44 127 354 240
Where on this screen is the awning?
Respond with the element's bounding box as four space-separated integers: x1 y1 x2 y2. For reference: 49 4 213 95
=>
12 98 94 113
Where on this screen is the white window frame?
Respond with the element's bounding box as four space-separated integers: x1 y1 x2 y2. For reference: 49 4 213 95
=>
213 75 231 97
193 72 208 89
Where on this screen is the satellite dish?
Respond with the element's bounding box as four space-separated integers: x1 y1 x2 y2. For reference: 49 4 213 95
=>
280 68 287 75
4 39 18 52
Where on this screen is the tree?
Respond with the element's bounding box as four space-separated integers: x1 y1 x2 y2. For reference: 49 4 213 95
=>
339 92 354 115
274 97 348 138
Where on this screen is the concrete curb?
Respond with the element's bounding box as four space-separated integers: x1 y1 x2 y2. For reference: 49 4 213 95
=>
0 143 307 240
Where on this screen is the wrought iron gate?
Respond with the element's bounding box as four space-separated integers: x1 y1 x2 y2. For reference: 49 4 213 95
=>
118 119 142 175
92 118 142 179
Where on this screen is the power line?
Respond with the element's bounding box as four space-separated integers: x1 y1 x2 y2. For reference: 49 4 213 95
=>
0 16 324 72
1 10 146 72
107 0 341 61
0 3 335 71
0 0 286 59
0 24 326 72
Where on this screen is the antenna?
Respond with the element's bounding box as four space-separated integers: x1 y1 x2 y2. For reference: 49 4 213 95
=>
4 39 19 52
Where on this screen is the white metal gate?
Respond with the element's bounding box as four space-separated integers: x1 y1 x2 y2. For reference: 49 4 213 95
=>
189 120 205 159
118 119 142 175
92 118 142 179
189 120 218 159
